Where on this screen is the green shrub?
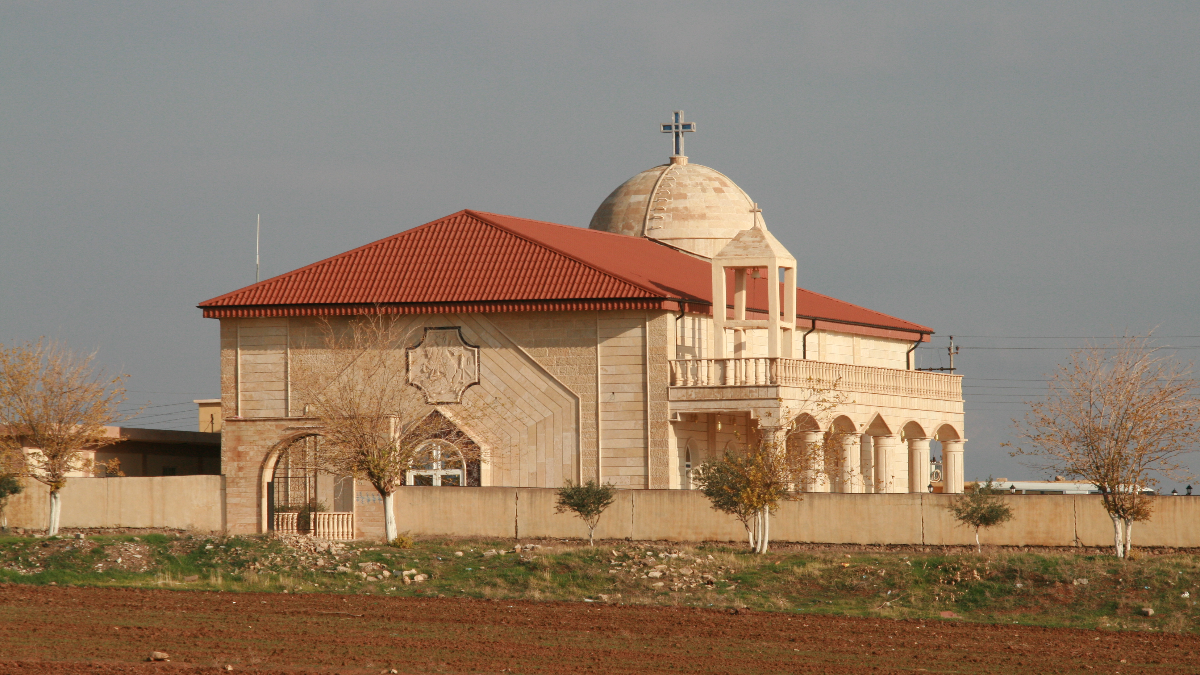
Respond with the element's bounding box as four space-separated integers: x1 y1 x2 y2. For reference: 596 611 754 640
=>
949 478 1014 552
554 480 616 546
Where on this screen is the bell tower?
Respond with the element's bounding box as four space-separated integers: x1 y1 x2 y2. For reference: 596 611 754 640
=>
711 206 797 359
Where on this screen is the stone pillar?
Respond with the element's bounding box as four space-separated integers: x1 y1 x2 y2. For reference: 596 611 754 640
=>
907 437 931 494
892 438 909 494
801 430 828 493
760 424 789 457
839 434 860 493
942 439 965 493
859 434 874 494
873 435 898 493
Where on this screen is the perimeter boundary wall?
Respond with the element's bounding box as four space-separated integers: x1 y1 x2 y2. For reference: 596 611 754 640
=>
390 487 1200 548
6 480 1200 548
5 476 225 533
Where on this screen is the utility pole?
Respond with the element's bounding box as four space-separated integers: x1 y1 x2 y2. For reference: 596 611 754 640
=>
256 214 260 283
917 335 960 373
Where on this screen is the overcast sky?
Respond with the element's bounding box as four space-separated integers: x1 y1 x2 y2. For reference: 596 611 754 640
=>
2 2 1198 488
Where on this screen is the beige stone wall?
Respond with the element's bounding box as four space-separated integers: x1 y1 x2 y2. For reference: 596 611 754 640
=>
221 417 304 534
646 312 672 488
214 309 680 533
598 311 647 488
382 488 1200 548
236 320 289 417
487 312 597 485
679 315 910 370
5 476 224 532
11 480 1200 548
858 335 910 369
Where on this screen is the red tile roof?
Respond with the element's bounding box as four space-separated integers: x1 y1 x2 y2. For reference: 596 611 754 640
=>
199 210 931 340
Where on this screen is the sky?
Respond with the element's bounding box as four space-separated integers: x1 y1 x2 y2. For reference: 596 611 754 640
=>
2 2 1198 489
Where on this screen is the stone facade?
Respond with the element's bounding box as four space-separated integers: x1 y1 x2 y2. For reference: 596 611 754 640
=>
219 309 682 533
216 303 964 534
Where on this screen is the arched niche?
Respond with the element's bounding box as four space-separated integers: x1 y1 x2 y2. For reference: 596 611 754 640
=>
934 424 963 441
900 420 929 441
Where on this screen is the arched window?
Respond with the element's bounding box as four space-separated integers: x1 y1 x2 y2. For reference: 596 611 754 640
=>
681 439 697 490
406 439 466 487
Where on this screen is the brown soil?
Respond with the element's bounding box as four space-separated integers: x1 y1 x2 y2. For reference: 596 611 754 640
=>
0 585 1195 674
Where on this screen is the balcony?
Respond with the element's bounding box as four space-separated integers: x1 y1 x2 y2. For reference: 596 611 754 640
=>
669 358 962 402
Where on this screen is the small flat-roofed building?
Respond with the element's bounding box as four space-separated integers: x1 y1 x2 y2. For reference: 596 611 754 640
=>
88 426 221 477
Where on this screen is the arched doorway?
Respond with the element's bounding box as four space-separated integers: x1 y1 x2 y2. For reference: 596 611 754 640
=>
265 434 355 539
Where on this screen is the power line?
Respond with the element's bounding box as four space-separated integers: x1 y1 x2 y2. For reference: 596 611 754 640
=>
126 390 217 395
963 384 1046 388
937 335 1200 340
118 401 193 412
960 346 1200 351
126 416 196 429
125 409 198 422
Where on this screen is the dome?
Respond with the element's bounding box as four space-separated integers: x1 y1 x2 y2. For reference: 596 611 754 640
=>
588 156 759 259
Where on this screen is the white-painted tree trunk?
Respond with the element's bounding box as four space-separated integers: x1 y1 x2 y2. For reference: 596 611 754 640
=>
974 528 981 554
48 490 62 537
759 507 770 554
383 491 397 543
1110 513 1124 558
1124 519 1133 557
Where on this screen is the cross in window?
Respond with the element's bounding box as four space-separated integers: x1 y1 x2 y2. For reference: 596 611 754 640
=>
660 110 696 157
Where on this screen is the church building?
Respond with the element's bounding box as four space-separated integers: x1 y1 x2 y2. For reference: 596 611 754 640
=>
200 114 965 538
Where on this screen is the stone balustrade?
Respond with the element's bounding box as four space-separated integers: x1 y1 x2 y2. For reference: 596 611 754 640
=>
314 512 355 540
273 511 299 535
272 510 353 539
669 357 962 401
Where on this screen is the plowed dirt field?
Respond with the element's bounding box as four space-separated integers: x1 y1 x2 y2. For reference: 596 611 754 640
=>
0 585 1194 674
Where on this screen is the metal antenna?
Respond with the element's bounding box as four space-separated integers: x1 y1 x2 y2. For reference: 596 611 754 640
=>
256 214 260 283
916 335 960 373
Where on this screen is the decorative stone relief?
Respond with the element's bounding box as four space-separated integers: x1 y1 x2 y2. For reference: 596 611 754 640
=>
406 327 480 404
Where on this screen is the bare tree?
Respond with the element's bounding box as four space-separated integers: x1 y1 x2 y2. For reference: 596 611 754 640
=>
0 339 130 536
289 315 500 542
1010 336 1200 558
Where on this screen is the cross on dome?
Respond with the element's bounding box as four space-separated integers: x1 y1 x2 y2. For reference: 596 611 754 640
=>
660 110 696 157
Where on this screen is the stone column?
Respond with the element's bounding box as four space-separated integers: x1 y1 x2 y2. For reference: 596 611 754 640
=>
801 430 828 493
839 434 860 493
942 439 965 493
907 437 931 494
873 435 898 493
859 434 874 494
759 424 789 457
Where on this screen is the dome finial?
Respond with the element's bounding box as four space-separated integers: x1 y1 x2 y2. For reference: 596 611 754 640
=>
660 110 696 158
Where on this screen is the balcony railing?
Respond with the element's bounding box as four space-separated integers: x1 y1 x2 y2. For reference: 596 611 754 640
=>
669 357 962 401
